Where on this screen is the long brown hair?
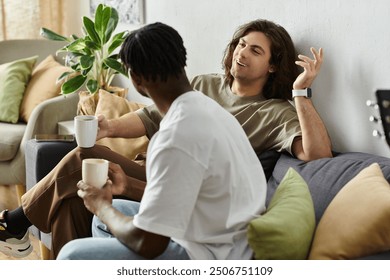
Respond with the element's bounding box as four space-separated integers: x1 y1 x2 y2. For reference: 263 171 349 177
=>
222 19 299 100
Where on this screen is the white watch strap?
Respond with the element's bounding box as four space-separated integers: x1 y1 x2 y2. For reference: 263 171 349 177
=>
292 88 312 98
292 89 307 97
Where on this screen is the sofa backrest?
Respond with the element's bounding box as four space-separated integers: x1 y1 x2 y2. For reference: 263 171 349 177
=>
0 39 153 105
266 151 390 224
0 39 66 65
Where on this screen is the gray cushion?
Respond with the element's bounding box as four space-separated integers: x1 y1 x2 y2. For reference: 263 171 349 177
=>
0 122 26 160
266 152 390 224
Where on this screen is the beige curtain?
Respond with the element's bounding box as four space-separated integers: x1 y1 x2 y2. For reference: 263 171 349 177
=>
0 0 72 40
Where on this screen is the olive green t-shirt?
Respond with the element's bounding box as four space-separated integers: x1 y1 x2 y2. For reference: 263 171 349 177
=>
136 74 301 155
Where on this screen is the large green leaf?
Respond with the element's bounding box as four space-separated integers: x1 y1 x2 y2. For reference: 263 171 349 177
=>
83 16 100 45
85 40 100 51
112 31 128 41
86 79 99 94
107 39 123 55
66 39 87 52
40 28 68 41
107 31 128 54
61 75 87 94
70 63 80 71
56 71 73 83
94 4 104 36
81 67 92 76
104 7 119 44
104 57 126 75
95 4 112 42
101 6 112 42
80 55 95 70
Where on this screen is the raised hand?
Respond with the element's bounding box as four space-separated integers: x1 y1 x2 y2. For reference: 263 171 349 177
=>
293 47 323 90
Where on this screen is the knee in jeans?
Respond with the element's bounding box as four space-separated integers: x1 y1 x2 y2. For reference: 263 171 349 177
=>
57 240 83 260
112 199 140 216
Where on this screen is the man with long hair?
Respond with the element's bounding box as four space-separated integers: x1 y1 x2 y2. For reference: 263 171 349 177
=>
140 19 331 161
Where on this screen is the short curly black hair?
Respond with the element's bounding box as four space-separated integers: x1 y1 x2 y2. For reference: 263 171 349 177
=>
119 22 187 82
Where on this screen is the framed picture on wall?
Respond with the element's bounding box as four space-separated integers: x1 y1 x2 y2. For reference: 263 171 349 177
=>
90 0 145 25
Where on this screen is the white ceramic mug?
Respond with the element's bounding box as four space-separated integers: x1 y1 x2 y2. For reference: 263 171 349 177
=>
74 115 98 148
82 158 109 188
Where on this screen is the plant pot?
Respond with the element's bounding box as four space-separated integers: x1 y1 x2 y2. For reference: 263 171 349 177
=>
77 86 128 116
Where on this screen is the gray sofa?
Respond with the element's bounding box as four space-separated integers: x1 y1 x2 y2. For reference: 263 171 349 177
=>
0 39 79 201
26 141 390 260
265 151 390 260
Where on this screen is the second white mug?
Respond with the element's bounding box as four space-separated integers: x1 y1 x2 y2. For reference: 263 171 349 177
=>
74 115 98 148
82 158 109 188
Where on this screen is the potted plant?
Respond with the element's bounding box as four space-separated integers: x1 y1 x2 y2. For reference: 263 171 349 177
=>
40 3 128 96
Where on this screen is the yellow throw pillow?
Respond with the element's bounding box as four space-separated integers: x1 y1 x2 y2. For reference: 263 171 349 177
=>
0 56 37 123
19 55 70 122
309 163 390 259
95 90 149 160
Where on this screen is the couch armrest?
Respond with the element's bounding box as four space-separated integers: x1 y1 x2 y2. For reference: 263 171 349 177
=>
25 139 77 190
5 93 79 184
25 139 77 249
23 93 79 141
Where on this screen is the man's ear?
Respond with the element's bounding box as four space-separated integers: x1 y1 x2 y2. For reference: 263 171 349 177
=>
129 70 149 98
129 70 142 87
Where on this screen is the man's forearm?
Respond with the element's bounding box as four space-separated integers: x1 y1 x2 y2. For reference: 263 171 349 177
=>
97 205 141 251
294 97 332 161
108 112 147 138
97 204 169 259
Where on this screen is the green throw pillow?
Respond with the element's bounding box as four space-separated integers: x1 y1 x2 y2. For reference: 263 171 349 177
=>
0 56 37 123
247 167 315 259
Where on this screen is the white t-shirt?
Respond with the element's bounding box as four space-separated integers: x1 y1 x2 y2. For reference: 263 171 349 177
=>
133 91 267 259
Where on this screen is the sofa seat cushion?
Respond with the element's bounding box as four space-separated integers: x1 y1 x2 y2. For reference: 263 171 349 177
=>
0 122 26 160
267 152 390 224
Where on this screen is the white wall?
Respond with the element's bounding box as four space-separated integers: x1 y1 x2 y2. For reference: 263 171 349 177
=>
78 0 390 156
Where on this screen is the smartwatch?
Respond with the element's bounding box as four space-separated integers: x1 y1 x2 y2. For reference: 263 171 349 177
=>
292 88 312 99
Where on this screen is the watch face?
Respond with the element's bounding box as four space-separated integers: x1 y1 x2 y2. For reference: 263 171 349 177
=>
307 88 312 98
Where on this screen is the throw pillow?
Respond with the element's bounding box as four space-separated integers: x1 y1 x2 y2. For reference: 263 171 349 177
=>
309 163 390 259
19 55 70 122
247 167 316 259
95 90 149 160
0 56 37 123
